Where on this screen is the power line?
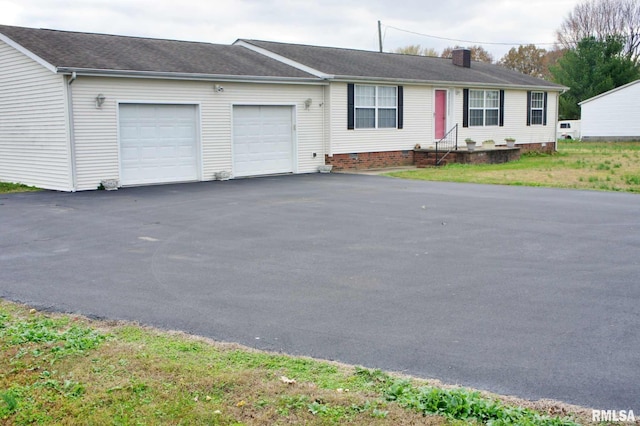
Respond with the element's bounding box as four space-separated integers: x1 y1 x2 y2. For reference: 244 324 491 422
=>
384 25 557 47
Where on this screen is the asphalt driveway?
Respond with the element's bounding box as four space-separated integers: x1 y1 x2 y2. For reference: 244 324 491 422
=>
1 174 638 410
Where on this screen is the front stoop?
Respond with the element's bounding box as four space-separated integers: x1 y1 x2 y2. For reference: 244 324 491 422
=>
324 142 553 171
414 147 521 167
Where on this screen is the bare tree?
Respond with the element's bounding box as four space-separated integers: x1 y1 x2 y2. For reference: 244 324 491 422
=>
556 0 640 60
393 45 440 57
541 48 567 80
422 47 440 57
441 45 494 63
498 45 567 80
499 44 548 78
394 44 423 55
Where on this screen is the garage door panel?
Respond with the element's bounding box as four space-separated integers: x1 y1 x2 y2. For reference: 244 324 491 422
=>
233 106 293 177
121 147 137 160
178 145 194 157
119 104 198 185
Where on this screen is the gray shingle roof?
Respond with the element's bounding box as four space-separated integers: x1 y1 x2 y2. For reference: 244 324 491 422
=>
0 25 316 79
240 39 565 90
0 25 565 89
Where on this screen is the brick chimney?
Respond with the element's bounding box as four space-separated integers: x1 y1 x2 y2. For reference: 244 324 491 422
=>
452 49 471 68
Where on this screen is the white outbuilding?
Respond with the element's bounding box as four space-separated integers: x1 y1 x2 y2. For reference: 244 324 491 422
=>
580 79 640 141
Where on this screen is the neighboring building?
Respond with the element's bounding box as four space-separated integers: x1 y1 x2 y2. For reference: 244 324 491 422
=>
0 25 565 191
580 80 640 141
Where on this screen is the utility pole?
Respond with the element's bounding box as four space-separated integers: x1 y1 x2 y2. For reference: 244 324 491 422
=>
378 20 383 52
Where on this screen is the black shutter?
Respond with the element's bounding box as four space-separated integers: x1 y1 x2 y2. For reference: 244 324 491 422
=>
397 86 403 129
499 90 505 127
347 83 355 130
526 91 531 126
543 92 548 126
463 89 469 128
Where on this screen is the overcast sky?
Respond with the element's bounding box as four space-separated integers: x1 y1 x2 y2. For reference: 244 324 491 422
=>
1 0 579 59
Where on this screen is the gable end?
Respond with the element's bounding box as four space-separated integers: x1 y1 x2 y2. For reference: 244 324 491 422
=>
0 33 57 73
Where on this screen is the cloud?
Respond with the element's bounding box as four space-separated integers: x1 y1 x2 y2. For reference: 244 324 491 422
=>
1 0 579 59
0 0 22 23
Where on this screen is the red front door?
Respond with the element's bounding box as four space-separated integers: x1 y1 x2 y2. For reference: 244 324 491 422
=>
435 90 447 140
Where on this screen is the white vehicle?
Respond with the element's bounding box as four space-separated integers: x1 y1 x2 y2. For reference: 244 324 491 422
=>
557 120 581 140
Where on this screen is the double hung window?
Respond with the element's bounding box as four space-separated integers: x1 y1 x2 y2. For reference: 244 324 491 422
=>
469 90 500 126
354 85 397 129
529 91 545 125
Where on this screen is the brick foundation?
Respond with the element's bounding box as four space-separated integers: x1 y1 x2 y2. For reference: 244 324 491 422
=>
325 150 414 170
325 142 555 170
414 147 521 167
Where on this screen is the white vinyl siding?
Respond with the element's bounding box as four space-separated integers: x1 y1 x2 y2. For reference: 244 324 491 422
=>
581 81 640 140
457 90 558 144
330 82 558 155
330 82 428 154
0 40 71 191
69 77 325 190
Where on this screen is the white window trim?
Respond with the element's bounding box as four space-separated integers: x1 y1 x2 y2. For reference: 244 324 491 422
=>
354 84 398 129
469 89 500 127
530 91 545 126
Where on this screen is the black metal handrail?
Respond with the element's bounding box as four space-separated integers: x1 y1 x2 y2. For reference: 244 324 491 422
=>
434 124 458 165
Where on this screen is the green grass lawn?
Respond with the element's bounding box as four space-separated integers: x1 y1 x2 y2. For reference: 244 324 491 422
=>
2 142 639 194
0 300 587 425
387 141 640 193
0 182 40 194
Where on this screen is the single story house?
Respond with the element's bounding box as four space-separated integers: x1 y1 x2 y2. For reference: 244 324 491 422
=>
235 40 564 169
0 24 565 191
579 79 640 141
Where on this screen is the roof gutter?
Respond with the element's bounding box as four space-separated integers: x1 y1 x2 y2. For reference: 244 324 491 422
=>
65 71 78 192
56 67 328 85
330 76 567 91
53 68 562 90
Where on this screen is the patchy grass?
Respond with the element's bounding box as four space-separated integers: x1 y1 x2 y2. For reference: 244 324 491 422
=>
0 299 590 425
0 182 40 194
387 141 640 193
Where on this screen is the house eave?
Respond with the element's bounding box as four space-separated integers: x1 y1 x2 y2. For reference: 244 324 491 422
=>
55 67 327 85
53 67 565 90
331 75 566 91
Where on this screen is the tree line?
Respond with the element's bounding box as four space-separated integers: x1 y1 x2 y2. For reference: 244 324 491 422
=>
393 0 640 119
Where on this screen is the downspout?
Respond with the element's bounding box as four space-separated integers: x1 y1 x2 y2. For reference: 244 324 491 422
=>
555 90 563 152
324 83 332 159
322 84 328 160
66 72 78 191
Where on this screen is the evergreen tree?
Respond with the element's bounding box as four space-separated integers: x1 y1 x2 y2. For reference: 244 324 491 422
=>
551 36 639 119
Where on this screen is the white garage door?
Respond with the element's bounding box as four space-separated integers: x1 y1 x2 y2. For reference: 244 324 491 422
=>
119 104 198 185
233 106 294 177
